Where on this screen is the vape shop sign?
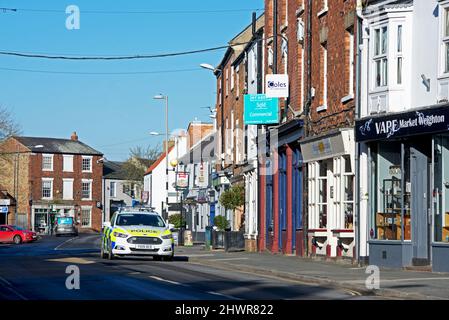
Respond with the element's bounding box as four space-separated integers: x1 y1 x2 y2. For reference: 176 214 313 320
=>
265 74 289 98
356 105 449 142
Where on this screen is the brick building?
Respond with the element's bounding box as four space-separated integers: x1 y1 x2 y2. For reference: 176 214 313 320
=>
299 0 358 259
213 14 265 232
258 0 305 257
0 132 104 233
256 0 358 260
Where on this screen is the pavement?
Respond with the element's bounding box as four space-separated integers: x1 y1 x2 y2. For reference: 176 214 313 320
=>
182 246 449 300
0 234 369 300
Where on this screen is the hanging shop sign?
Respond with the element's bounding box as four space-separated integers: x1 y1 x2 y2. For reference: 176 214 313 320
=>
244 94 279 125
176 172 189 189
265 74 289 98
197 189 208 204
355 105 449 142
141 191 149 204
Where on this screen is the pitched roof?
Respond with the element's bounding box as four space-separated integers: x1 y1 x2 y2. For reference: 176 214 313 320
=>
13 136 102 156
103 161 127 180
144 146 175 176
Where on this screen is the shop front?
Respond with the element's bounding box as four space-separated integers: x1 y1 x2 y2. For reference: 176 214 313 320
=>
261 119 304 255
356 104 449 271
300 128 355 259
32 204 75 234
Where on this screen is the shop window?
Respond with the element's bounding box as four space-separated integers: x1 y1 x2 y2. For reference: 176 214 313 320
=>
434 135 449 243
372 142 404 241
317 160 331 229
342 156 354 230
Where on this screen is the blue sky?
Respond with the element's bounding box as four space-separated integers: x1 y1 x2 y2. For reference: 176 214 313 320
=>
0 0 263 160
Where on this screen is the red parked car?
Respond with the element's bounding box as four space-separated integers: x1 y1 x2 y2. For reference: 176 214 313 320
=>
0 225 38 244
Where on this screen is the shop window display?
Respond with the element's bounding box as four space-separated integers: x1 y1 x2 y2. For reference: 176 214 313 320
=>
434 135 449 243
372 142 406 240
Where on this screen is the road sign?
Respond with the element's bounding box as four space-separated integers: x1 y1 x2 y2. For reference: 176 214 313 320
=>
0 206 8 214
244 94 279 125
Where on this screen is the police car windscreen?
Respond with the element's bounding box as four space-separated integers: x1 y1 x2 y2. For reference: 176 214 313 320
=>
116 214 165 227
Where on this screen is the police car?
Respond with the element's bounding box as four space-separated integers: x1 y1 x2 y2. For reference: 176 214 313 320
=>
100 207 174 261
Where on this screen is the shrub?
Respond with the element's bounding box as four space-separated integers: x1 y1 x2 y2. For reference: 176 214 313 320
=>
168 213 183 229
214 215 230 231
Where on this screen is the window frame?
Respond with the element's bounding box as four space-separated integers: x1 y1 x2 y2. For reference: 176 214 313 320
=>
396 24 404 85
81 206 92 228
81 179 92 200
372 25 389 89
63 155 74 172
62 178 74 200
41 178 53 200
440 4 449 77
82 156 93 173
110 181 116 198
42 154 54 171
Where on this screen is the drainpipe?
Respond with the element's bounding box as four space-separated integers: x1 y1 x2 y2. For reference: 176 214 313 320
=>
355 0 364 265
273 0 278 75
302 0 313 257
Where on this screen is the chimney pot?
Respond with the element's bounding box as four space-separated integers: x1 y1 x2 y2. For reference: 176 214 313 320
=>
71 132 78 141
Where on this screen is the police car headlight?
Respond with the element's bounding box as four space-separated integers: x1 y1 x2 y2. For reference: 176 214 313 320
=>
161 234 173 240
113 232 129 238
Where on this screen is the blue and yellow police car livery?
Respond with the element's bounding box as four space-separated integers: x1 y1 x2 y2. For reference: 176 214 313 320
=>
100 208 174 261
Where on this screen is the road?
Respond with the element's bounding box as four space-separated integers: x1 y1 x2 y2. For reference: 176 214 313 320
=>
0 234 371 300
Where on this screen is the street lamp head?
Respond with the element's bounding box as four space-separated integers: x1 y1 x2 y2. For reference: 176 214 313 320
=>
34 145 44 149
153 94 166 100
200 63 217 72
149 131 161 136
170 159 178 168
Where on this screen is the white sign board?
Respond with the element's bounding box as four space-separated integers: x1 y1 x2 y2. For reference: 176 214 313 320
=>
265 74 289 98
0 199 10 206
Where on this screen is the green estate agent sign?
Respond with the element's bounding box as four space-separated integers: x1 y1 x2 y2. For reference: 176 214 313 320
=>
244 94 279 125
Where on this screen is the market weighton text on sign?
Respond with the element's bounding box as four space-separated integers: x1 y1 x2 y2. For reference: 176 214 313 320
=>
244 94 280 125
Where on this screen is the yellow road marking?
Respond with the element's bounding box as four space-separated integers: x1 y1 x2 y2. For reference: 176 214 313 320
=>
46 257 95 265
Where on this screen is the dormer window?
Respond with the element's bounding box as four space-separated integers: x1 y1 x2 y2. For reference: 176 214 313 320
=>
374 26 388 88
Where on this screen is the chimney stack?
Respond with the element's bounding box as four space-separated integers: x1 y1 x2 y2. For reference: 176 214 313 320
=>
71 132 78 141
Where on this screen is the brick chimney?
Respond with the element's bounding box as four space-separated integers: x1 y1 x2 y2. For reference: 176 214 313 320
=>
71 132 78 141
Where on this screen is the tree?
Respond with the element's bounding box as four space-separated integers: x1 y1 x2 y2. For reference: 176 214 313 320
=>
0 107 21 141
219 185 245 211
122 144 161 183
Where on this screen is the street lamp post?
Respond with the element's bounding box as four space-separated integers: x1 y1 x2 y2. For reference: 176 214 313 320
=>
153 94 169 220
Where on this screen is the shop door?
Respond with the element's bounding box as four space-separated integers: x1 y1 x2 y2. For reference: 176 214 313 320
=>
411 147 430 265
